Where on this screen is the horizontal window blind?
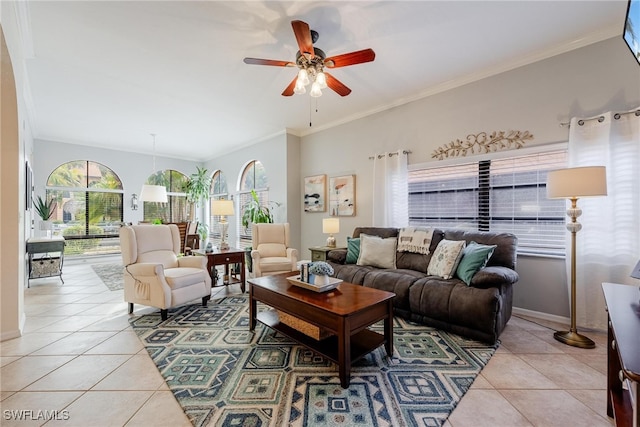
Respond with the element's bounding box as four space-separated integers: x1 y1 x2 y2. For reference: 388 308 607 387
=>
408 149 567 256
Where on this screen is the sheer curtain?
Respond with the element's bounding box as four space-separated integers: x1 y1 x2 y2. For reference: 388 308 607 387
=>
372 150 408 227
567 108 640 330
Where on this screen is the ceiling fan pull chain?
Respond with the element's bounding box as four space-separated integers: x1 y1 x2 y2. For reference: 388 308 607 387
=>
309 97 312 127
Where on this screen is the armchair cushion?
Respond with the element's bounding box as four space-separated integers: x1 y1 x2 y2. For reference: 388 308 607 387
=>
257 243 287 258
165 267 209 290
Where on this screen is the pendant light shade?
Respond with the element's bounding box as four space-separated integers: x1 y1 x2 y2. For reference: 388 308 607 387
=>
140 134 168 203
140 184 167 203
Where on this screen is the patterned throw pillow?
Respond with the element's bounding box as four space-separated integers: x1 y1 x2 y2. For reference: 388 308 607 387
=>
357 234 397 269
346 237 361 264
456 241 497 285
427 239 466 279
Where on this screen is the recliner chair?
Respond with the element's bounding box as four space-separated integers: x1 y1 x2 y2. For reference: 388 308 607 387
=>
251 223 298 277
120 224 212 320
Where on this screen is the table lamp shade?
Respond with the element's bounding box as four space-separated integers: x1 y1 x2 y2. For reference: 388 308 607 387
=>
323 218 340 234
547 166 607 199
212 200 235 216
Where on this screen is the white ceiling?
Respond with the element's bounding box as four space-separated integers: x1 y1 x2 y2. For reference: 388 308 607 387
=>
9 1 627 161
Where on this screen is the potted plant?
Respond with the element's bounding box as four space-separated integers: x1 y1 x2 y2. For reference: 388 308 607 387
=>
241 189 279 272
34 195 57 237
185 166 211 221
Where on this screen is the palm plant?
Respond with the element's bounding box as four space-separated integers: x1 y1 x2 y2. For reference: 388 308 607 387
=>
185 167 210 220
241 189 275 230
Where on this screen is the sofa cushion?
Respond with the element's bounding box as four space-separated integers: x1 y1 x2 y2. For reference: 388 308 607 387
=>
357 234 397 269
164 267 207 290
456 241 497 285
363 269 427 312
346 237 360 264
397 227 434 254
427 239 465 279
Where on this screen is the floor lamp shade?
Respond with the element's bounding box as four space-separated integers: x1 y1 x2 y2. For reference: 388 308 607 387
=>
546 166 607 349
547 166 607 199
140 184 168 203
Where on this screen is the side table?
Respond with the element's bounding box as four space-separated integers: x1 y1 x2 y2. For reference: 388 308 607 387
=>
309 246 345 262
193 247 245 293
26 236 65 286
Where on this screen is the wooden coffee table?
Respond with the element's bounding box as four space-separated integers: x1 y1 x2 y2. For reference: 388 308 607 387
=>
248 272 395 388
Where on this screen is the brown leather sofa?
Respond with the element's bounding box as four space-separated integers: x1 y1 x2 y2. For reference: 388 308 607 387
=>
327 227 519 344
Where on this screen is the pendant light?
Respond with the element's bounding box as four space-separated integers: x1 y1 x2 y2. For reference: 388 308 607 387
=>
140 133 168 203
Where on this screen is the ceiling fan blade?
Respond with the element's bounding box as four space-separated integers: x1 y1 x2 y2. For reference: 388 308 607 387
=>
291 20 314 59
324 48 376 68
325 73 351 96
282 77 297 96
243 57 295 67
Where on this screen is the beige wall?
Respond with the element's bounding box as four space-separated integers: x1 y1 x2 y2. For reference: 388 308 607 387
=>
1 27 25 340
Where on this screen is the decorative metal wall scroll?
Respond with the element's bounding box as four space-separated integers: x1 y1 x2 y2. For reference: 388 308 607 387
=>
431 130 534 160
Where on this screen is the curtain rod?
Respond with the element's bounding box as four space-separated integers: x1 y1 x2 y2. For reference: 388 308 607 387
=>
368 150 412 160
559 109 640 128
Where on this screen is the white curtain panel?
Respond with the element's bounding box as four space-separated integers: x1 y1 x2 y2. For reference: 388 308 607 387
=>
372 150 409 227
567 108 640 330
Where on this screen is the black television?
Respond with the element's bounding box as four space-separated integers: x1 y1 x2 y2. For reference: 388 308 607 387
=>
624 0 640 65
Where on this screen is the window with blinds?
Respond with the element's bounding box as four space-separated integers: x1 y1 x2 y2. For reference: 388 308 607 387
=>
408 149 568 256
237 161 269 249
142 170 189 223
45 160 123 256
209 170 228 239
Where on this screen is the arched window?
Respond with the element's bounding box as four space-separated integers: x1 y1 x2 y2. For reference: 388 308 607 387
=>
209 170 228 239
238 160 269 248
46 160 123 255
142 170 189 223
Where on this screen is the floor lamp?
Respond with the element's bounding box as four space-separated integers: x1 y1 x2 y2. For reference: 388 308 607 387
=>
547 166 607 349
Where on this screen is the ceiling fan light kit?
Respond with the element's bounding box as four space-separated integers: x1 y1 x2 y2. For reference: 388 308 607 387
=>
243 20 375 98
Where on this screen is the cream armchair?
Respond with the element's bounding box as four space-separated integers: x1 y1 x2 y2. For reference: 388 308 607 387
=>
120 224 212 320
251 223 298 277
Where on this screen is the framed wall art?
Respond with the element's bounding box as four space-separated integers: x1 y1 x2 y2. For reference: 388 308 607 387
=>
329 174 356 216
304 174 326 212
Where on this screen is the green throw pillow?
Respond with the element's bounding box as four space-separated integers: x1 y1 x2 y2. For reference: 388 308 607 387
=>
456 241 497 285
346 237 360 264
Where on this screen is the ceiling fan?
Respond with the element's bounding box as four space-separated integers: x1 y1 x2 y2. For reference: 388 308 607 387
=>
243 20 375 97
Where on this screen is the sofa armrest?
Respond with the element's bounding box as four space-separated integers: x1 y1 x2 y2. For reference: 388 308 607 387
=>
327 248 347 264
125 263 163 277
470 266 519 289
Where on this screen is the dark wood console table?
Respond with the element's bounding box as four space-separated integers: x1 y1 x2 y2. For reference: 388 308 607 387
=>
602 282 639 427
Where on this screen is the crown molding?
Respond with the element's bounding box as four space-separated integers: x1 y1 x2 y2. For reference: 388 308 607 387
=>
299 25 621 138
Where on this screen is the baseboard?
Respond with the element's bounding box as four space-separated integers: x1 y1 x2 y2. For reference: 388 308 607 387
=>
0 328 22 342
512 307 570 325
512 307 605 333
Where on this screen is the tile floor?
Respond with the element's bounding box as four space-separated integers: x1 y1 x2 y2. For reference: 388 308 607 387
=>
1 258 613 426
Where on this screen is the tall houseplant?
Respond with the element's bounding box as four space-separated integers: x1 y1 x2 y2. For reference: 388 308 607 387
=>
185 166 211 222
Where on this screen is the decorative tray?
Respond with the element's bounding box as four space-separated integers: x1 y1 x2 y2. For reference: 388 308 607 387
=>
286 275 342 293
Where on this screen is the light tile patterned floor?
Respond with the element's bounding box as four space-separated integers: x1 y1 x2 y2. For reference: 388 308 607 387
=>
1 259 612 426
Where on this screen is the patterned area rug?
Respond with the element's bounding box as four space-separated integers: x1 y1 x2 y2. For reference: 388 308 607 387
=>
129 296 497 427
91 263 124 291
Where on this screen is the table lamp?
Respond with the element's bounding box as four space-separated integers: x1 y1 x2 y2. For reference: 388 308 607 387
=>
323 218 339 248
212 199 234 250
547 166 607 349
